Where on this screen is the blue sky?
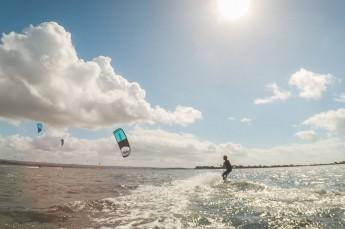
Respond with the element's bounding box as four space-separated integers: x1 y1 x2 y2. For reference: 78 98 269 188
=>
0 0 345 166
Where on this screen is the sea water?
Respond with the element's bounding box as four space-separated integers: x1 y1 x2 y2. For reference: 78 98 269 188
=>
1 164 345 228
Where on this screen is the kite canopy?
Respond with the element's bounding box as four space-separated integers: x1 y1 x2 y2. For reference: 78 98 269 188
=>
113 128 131 158
37 123 43 134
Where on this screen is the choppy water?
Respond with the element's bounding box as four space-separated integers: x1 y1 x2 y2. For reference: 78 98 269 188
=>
1 165 345 228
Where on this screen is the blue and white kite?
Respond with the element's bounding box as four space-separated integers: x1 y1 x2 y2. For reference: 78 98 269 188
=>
37 123 43 134
113 128 131 158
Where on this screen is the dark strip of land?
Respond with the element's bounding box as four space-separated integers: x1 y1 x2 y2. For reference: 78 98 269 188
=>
195 161 345 170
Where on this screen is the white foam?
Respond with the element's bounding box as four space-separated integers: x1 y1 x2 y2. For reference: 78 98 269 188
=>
91 172 229 228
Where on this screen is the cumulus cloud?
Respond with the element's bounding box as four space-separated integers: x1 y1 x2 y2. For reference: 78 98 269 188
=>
295 130 318 141
2 127 344 167
240 117 252 125
0 22 201 128
254 83 291 105
289 68 334 100
303 108 345 134
335 93 345 103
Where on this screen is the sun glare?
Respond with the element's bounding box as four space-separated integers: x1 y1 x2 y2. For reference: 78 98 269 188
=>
217 0 251 21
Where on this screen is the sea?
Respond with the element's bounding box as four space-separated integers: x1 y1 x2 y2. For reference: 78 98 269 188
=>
1 164 345 228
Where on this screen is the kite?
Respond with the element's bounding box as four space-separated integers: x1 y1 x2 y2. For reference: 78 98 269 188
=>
37 123 43 134
113 128 131 158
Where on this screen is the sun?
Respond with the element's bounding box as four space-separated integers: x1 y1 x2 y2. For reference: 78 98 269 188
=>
217 0 251 21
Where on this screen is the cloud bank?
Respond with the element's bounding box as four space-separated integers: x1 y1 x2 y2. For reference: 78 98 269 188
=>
1 128 344 167
0 22 201 128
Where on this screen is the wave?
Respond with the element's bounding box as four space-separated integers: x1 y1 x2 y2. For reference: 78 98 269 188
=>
46 171 345 228
219 180 267 192
50 172 275 228
48 172 232 228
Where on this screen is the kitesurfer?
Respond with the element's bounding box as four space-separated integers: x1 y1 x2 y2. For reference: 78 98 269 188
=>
222 155 232 180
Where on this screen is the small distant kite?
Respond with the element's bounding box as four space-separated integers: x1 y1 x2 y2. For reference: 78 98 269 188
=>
113 128 131 158
61 139 64 147
37 123 43 134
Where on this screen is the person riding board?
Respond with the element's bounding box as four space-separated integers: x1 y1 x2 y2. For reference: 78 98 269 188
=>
222 155 232 180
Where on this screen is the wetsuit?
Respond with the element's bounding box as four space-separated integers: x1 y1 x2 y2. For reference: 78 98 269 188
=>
222 159 232 180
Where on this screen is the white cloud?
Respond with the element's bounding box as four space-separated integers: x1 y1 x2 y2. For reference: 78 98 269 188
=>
295 130 317 141
0 22 201 128
303 108 345 134
227 116 252 125
254 83 291 105
1 128 344 167
335 93 345 103
240 117 252 124
289 68 334 100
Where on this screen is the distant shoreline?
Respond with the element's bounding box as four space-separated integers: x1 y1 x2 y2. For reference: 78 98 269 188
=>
1 159 344 170
195 161 345 170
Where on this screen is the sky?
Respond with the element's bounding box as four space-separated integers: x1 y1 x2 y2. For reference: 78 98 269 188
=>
0 0 345 167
